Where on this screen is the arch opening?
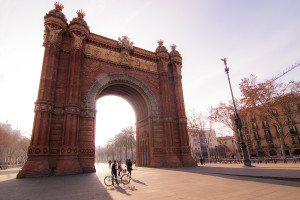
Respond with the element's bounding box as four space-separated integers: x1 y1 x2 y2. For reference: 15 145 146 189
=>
95 96 136 148
86 73 158 167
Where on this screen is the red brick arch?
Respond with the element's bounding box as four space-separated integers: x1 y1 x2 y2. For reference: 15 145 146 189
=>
17 4 196 178
84 72 159 117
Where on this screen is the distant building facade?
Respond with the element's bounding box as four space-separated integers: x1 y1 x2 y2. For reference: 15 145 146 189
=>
233 94 300 158
217 136 239 158
188 128 218 160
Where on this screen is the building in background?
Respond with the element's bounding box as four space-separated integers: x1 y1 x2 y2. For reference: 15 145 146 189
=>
188 128 218 161
217 136 239 159
233 94 300 158
188 130 202 161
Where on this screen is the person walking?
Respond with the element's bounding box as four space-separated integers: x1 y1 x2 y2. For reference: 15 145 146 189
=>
200 157 204 165
117 161 123 176
111 160 119 185
127 159 132 177
108 160 112 168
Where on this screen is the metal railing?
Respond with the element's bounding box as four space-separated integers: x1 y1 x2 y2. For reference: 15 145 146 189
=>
207 157 300 164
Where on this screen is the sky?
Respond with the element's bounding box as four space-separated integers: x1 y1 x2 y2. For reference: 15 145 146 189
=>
0 0 299 147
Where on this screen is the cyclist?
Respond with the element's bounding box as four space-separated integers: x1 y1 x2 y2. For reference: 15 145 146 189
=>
111 160 119 185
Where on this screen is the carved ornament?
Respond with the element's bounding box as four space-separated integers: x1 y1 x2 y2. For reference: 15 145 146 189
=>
160 58 169 72
45 25 62 44
35 103 53 112
71 32 86 49
118 36 134 50
65 106 80 115
85 44 157 72
175 62 182 75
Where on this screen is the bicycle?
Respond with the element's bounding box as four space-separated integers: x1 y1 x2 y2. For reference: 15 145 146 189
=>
104 170 131 186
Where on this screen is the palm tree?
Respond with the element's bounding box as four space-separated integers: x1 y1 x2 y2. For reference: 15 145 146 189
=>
114 133 126 161
121 126 136 161
105 138 115 161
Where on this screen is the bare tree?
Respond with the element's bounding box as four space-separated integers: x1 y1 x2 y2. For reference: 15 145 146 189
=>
0 123 30 165
187 109 217 161
239 75 300 159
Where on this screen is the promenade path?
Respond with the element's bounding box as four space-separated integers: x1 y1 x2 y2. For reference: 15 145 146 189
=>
0 163 299 200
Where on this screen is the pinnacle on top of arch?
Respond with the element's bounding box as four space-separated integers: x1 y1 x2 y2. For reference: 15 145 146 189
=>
170 44 176 51
54 2 64 11
170 44 181 58
158 39 164 46
45 2 67 23
155 39 168 54
70 10 89 31
76 10 86 19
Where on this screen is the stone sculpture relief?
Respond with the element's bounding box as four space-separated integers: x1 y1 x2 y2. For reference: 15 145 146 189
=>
85 44 157 72
71 32 86 49
46 25 62 43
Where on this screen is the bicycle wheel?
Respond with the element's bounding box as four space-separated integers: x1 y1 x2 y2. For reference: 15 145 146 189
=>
104 175 113 186
121 174 131 185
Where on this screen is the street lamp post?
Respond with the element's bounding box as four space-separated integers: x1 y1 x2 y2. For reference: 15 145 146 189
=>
221 58 253 167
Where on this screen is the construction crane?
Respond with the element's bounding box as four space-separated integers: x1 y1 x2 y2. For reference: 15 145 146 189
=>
271 60 300 81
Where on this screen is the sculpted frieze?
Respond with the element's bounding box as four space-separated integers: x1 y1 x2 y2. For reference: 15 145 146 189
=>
85 44 157 72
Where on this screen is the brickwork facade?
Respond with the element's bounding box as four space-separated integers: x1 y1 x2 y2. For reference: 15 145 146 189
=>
17 3 196 178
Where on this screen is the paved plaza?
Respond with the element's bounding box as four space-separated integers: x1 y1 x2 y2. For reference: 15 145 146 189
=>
0 163 300 200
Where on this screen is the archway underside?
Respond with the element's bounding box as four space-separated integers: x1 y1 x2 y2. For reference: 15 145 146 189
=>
98 83 148 121
96 83 151 167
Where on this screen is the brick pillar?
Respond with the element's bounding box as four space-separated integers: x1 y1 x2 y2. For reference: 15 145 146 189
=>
54 14 89 174
170 44 196 167
156 41 183 166
17 5 68 178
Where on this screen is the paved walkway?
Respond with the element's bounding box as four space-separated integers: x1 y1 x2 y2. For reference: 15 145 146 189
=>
197 163 300 181
0 163 300 200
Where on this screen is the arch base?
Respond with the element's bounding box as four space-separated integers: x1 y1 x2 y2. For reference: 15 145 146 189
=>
17 158 51 178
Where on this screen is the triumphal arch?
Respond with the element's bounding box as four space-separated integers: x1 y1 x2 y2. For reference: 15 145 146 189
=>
17 3 196 178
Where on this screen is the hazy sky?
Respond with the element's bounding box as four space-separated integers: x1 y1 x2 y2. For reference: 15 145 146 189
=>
0 0 299 146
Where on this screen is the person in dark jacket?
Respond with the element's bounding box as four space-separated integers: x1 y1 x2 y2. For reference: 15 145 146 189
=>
111 160 119 184
127 159 132 177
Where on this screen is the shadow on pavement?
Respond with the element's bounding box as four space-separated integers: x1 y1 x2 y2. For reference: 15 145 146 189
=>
0 173 113 200
131 178 147 186
161 166 300 188
106 184 134 196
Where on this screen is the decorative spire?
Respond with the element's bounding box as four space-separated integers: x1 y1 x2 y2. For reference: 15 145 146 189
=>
170 44 176 51
54 2 64 11
170 44 181 58
70 10 89 31
155 39 168 54
157 39 164 46
45 2 67 25
76 10 86 19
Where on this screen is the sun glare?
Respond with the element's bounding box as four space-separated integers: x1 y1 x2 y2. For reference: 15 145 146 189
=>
95 96 136 147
